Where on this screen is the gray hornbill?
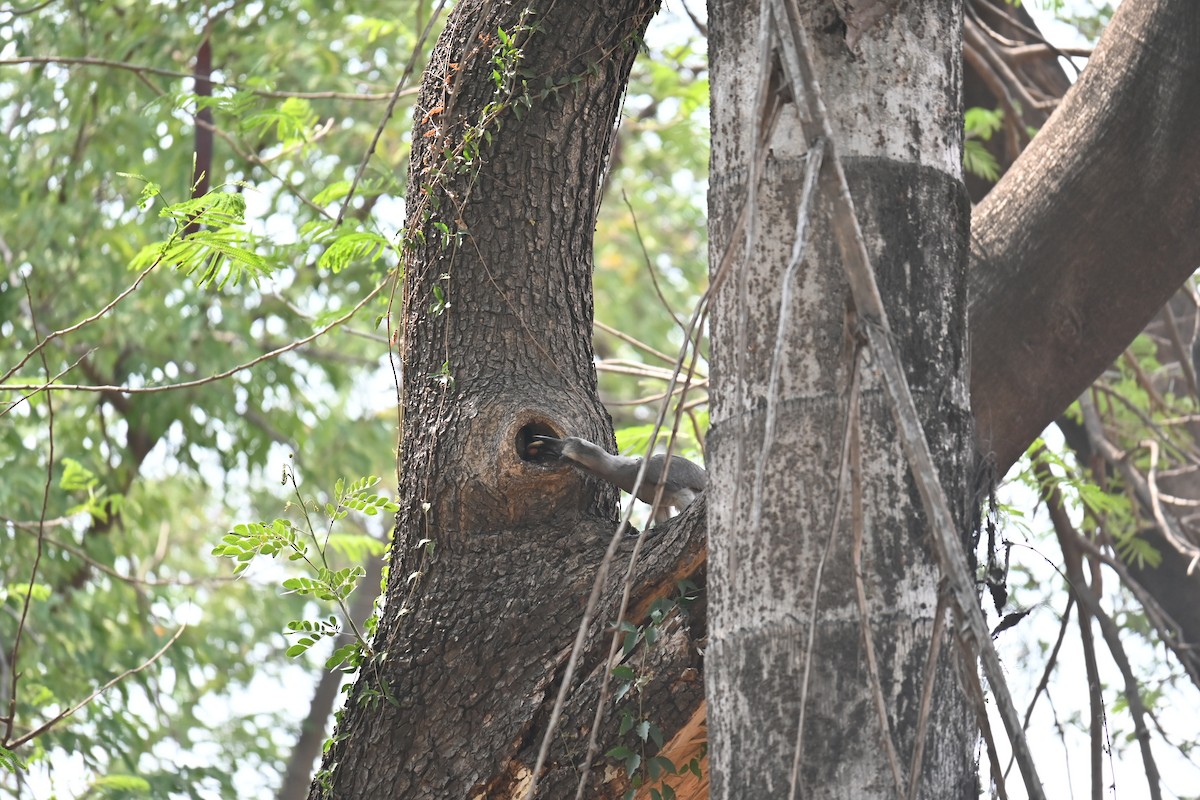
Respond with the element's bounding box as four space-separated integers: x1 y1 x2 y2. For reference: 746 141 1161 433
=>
529 435 707 523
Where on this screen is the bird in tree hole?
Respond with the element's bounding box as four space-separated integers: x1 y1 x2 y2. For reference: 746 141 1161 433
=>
528 434 706 524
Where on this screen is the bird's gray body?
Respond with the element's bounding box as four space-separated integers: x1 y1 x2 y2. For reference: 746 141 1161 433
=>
534 435 706 522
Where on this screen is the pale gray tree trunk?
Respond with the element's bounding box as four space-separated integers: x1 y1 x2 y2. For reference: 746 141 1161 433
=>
706 2 977 797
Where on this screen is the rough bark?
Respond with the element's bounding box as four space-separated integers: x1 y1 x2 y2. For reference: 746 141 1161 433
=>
706 2 975 798
304 2 710 797
970 0 1200 475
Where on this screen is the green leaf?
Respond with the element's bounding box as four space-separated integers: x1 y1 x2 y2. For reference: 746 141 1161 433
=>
59 457 99 491
325 643 361 671
0 744 27 772
611 664 636 681
318 231 390 273
89 774 152 793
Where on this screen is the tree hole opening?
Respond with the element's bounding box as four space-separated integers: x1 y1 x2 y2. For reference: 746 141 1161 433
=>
517 419 561 464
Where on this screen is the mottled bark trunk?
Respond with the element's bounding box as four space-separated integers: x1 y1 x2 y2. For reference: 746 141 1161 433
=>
706 2 976 797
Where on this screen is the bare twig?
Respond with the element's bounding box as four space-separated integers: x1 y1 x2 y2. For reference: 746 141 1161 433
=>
7 625 186 749
1039 459 1156 800
594 320 678 366
0 56 406 100
335 0 449 227
1004 44 1093 62
1 270 395 401
1 258 164 388
2 279 56 744
4 523 234 588
1002 595 1075 783
2 348 96 416
622 190 688 334
1092 382 1200 465
1080 394 1200 573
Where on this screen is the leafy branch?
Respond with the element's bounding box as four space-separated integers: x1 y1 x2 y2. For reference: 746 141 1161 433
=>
212 465 396 674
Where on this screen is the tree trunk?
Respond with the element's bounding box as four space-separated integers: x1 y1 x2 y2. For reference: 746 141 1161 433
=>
305 2 706 797
706 2 975 797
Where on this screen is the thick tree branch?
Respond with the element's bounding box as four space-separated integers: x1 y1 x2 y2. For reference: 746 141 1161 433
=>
970 0 1200 474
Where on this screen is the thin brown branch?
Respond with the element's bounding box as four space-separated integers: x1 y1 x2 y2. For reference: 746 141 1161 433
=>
1092 382 1200 466
2 348 96 416
1162 300 1199 401
4 523 234 588
335 0 449 227
621 190 687 335
0 56 406 101
1003 595 1075 783
594 319 677 367
1071 532 1200 689
604 384 709 408
1 256 165 390
1004 43 1093 62
1029 460 1105 796
1080 394 1200 571
1122 350 1169 414
1 270 394 398
2 279 55 745
7 625 186 749
969 0 1086 75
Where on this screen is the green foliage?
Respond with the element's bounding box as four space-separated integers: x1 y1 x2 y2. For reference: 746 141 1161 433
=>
1055 2 1115 42
0 0 426 795
215 471 397 673
87 774 153 796
0 748 24 775
964 107 1003 182
608 582 700 797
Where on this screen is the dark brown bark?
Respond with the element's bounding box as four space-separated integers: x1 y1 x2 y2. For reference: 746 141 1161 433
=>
969 0 1200 475
304 2 712 797
962 0 1072 202
967 0 1200 684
